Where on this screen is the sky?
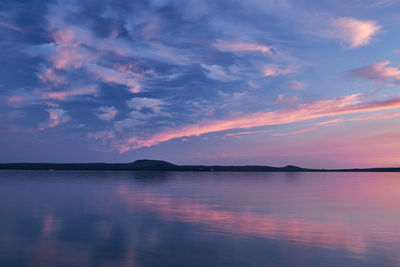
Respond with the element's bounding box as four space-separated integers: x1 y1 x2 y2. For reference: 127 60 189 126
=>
1 0 400 167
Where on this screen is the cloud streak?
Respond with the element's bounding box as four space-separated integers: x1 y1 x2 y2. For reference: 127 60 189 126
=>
41 85 98 101
347 61 400 81
118 94 400 152
213 41 273 55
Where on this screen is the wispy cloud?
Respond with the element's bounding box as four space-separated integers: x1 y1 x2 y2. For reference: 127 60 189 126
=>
201 64 237 82
213 40 273 55
127 97 164 111
8 96 27 103
274 94 298 105
348 111 400 121
39 109 70 130
0 21 24 32
347 61 400 81
263 64 294 77
41 85 98 101
117 93 400 152
273 118 342 136
328 17 381 48
96 106 118 121
286 81 306 90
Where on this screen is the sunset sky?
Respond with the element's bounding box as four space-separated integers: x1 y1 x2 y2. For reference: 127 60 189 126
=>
1 0 400 167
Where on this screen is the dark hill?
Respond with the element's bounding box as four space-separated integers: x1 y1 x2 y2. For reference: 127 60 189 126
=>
0 160 400 172
130 160 178 170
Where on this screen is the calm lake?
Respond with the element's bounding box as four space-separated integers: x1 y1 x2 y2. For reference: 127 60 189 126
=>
0 171 400 266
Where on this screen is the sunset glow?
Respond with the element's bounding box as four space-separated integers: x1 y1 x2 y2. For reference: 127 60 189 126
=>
1 0 400 167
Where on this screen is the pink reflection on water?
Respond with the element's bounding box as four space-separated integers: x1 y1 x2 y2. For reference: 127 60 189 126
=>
116 174 400 259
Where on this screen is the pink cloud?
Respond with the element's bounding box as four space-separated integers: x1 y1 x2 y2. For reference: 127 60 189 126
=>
39 109 70 130
273 118 342 137
263 64 294 77
214 40 273 54
42 102 60 108
329 17 381 48
8 96 26 103
349 111 400 121
225 131 254 137
316 118 342 126
274 94 298 105
52 28 79 46
0 21 24 32
347 61 400 81
88 130 115 141
117 93 400 152
286 81 306 90
41 85 98 101
87 64 141 93
52 47 85 70
273 126 319 137
38 69 66 85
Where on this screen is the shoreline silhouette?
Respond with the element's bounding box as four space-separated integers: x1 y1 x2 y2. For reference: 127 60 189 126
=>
1 159 400 172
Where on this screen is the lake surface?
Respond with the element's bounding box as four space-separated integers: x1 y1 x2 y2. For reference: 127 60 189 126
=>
0 171 400 266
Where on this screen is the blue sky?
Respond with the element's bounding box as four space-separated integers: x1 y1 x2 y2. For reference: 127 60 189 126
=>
2 0 400 167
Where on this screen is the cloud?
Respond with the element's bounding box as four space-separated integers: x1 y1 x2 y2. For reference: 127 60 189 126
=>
225 131 255 137
200 64 237 82
347 61 400 81
273 126 319 137
213 40 273 55
38 68 66 86
273 118 342 136
348 111 400 121
286 81 306 90
8 96 27 103
39 109 70 130
329 17 381 48
262 64 294 77
117 93 400 152
88 130 115 141
274 94 298 105
0 21 24 32
41 85 98 101
127 97 164 111
96 106 118 121
87 64 142 93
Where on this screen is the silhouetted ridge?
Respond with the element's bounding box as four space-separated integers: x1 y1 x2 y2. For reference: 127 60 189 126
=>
0 160 400 172
130 160 178 170
282 165 307 171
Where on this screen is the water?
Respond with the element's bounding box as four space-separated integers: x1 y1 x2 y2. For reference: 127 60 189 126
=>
0 171 400 266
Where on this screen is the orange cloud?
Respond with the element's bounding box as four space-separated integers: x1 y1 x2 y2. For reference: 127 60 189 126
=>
118 93 400 152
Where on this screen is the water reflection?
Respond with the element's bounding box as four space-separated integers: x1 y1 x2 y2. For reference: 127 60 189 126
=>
0 171 400 266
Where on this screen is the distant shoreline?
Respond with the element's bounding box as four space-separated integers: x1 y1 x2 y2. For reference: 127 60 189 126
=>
1 159 400 172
